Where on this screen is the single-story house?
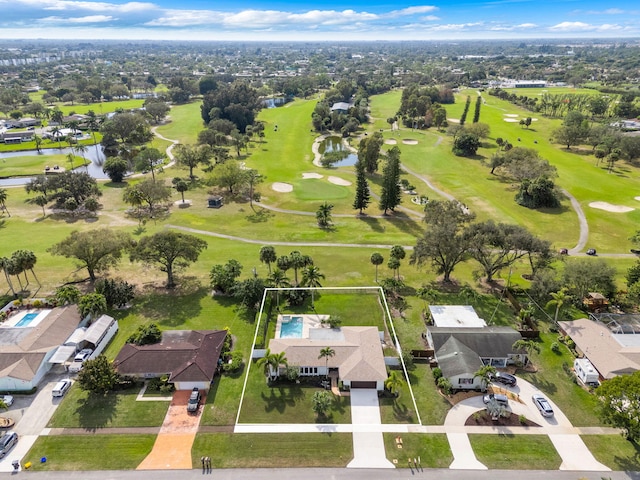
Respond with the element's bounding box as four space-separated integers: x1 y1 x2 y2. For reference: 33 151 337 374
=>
113 330 227 390
330 102 352 113
268 325 388 390
558 319 640 379
427 326 524 392
0 306 81 391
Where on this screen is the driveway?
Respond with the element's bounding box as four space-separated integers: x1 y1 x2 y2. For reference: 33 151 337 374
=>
0 373 71 473
137 389 205 470
346 389 393 469
443 376 609 472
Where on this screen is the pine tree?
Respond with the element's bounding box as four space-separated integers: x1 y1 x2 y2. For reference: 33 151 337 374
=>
379 147 402 214
473 96 482 123
352 159 370 214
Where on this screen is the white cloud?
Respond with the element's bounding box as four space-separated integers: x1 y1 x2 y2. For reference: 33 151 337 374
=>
420 15 440 21
517 23 537 28
427 22 484 32
388 6 438 17
42 14 113 22
549 21 593 31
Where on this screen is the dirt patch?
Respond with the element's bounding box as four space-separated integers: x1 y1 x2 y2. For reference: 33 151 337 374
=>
302 172 323 179
589 201 634 213
384 139 397 145
402 139 418 145
271 182 293 192
328 176 352 186
465 410 540 427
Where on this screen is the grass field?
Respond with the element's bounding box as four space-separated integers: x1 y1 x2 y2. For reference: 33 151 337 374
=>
581 435 640 470
23 435 155 471
382 432 452 468
0 153 80 177
470 433 562 469
192 432 353 468
47 383 169 428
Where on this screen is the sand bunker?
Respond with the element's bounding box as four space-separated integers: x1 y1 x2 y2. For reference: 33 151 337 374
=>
402 139 419 145
589 201 634 213
504 118 519 123
531 118 539 121
447 118 460 124
384 139 397 145
272 182 293 193
328 176 352 186
504 114 519 118
635 196 640 202
302 172 323 179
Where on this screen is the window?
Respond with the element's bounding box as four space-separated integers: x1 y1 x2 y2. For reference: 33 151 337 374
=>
458 378 473 385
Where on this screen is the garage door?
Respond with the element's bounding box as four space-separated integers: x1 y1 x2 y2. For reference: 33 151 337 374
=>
351 381 376 389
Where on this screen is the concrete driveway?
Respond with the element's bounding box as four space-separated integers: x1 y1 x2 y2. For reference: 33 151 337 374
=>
0 373 71 473
443 375 610 472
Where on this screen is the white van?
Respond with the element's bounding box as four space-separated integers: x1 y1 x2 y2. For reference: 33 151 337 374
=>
52 379 72 398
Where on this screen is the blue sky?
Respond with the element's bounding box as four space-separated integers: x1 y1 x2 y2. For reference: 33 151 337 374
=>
0 0 639 40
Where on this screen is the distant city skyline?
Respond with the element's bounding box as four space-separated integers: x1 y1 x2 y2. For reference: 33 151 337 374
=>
0 0 639 41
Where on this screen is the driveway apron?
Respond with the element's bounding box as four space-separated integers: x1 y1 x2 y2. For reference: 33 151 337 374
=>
447 433 488 470
346 389 394 469
548 434 610 471
137 390 205 470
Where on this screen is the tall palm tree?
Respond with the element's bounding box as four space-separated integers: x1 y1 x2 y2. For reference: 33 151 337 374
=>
259 246 277 274
389 245 406 279
0 257 16 297
546 288 570 323
301 265 325 307
370 252 383 283
0 188 9 217
12 250 39 287
74 143 89 171
256 349 275 383
318 347 335 379
50 126 62 150
267 268 290 307
289 251 313 286
271 351 288 380
33 134 43 154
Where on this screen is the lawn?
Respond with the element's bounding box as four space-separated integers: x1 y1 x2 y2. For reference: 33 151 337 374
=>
237 363 351 424
581 435 640 471
469 433 562 469
47 383 169 428
192 432 353 468
518 332 603 427
382 432 452 468
0 153 79 177
23 435 155 471
55 99 145 116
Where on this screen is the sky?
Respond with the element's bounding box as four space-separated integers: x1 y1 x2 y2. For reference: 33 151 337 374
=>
0 0 639 41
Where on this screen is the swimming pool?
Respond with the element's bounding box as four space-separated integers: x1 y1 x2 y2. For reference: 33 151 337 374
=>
15 312 39 327
279 316 303 338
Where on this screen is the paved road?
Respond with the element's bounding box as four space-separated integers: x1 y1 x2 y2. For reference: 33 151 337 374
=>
7 468 640 480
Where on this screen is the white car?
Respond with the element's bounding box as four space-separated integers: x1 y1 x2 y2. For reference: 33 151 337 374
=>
1 395 13 407
532 393 554 417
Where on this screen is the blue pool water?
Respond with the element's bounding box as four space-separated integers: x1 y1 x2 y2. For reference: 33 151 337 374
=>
280 316 303 338
16 312 38 327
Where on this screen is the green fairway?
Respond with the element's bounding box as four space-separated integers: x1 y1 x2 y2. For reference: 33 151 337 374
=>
192 432 353 468
155 102 204 145
23 435 155 471
56 99 145 116
0 153 79 177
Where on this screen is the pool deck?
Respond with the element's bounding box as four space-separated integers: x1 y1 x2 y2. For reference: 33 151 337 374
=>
1 308 52 328
275 314 327 339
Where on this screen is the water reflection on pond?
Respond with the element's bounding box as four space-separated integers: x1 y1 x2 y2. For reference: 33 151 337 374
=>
0 145 109 186
318 136 357 167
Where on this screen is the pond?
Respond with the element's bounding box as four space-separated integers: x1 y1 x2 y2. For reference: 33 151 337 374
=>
0 144 109 186
318 136 358 167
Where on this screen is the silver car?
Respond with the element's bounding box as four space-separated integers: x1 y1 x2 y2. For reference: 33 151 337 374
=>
532 393 554 417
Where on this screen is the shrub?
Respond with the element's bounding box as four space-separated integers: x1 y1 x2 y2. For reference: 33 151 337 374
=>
432 367 443 380
437 377 452 395
284 289 309 306
285 364 300 382
32 300 42 308
222 351 243 373
127 323 162 346
519 414 527 425
551 342 561 354
402 350 415 371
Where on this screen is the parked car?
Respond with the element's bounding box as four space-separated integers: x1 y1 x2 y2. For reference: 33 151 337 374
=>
69 348 94 373
483 393 508 406
532 393 554 417
0 432 18 458
1 395 13 407
491 372 517 387
52 379 72 398
187 387 201 413
559 248 568 255
586 248 597 256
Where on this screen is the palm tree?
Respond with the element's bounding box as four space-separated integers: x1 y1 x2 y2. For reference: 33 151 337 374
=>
389 245 406 279
388 257 400 280
318 347 335 379
289 251 313 286
316 202 334 228
385 370 405 397
546 288 570 323
259 246 277 274
0 257 16 297
0 188 9 217
370 252 383 283
74 143 89 171
267 268 290 307
271 351 288 380
301 265 325 307
11 250 39 287
50 125 62 149
512 339 541 366
66 153 75 172
34 195 48 217
33 134 43 154
473 365 497 391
